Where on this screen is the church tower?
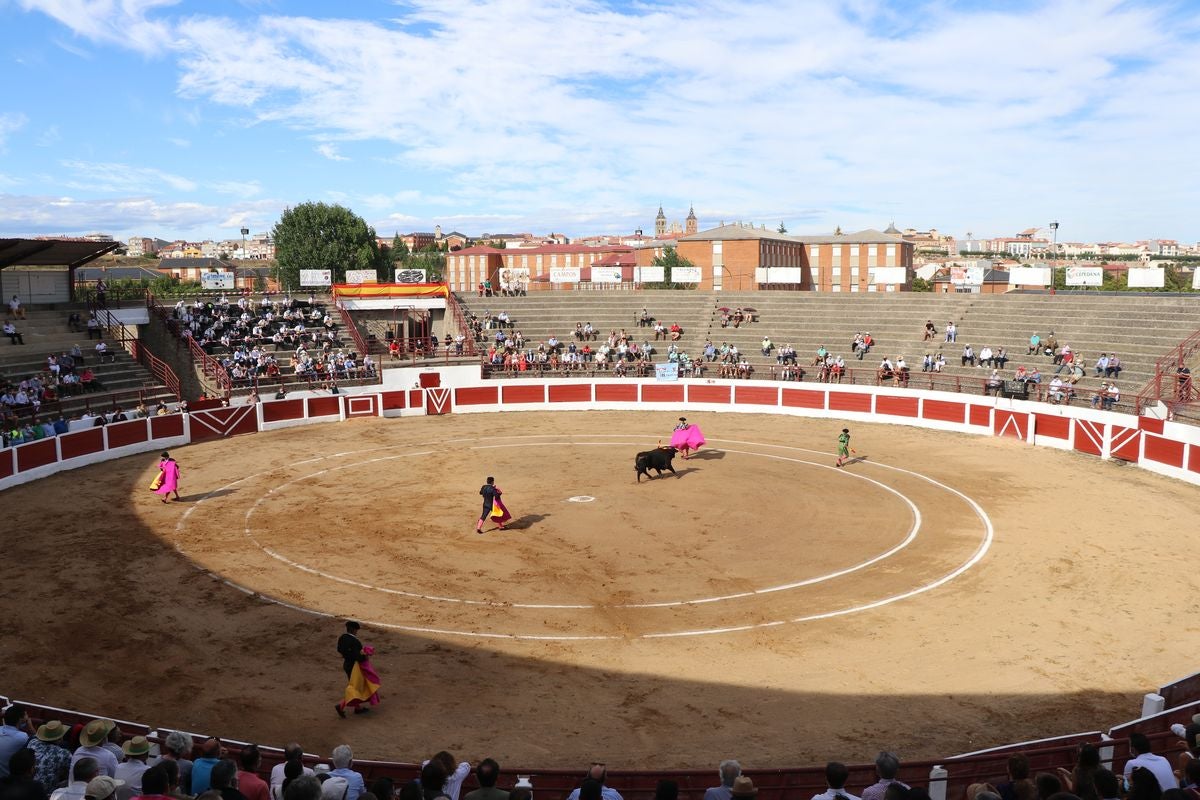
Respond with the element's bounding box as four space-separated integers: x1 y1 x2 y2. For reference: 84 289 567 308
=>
655 205 666 238
685 205 698 235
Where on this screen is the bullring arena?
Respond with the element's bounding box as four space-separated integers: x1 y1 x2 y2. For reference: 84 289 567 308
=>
5 367 1200 793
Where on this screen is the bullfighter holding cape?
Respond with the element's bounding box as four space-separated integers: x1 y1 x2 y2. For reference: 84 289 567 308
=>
335 620 381 717
477 476 512 533
670 417 705 459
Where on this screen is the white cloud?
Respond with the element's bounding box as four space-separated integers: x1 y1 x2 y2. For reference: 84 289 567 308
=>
210 179 262 197
14 1 1200 239
0 112 29 152
59 159 197 193
315 143 348 161
36 124 61 147
166 136 190 148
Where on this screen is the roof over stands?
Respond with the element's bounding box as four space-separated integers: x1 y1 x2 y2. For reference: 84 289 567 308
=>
0 237 122 300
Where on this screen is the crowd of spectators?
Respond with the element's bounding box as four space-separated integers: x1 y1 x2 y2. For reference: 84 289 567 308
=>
6 705 1200 800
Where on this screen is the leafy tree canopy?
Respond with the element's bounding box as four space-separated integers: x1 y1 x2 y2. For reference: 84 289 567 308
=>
272 202 380 288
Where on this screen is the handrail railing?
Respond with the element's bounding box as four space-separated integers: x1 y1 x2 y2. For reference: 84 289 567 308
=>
145 291 233 398
446 291 479 356
95 309 182 402
1136 326 1200 413
332 300 374 356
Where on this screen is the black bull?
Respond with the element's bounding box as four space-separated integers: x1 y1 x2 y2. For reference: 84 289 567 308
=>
635 446 678 482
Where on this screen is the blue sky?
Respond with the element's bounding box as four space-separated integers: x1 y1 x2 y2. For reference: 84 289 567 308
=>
1 0 1198 243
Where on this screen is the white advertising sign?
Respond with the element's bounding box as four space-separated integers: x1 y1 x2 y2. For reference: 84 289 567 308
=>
1008 266 1051 286
394 268 428 284
634 266 664 283
590 266 622 283
499 267 528 285
671 266 702 283
1127 267 1165 288
951 266 984 286
299 269 332 287
344 269 377 285
1192 268 1200 291
200 271 235 290
754 267 805 283
1066 267 1103 286
550 267 581 283
871 267 908 284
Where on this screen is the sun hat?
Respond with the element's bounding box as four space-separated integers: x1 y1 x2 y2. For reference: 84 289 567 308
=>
80 719 115 748
36 721 67 742
730 777 758 798
122 736 151 757
85 776 125 800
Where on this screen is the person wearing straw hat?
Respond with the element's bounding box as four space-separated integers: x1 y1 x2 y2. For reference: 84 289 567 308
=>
728 777 758 800
84 776 124 800
71 722 118 779
114 738 152 800
29 721 72 794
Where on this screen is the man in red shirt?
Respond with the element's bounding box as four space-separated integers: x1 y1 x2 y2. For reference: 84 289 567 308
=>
235 747 270 800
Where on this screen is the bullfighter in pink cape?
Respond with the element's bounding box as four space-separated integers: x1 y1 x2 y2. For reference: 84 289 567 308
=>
669 417 705 459
153 451 181 503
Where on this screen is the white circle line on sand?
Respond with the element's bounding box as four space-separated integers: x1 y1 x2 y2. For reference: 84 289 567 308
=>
567 496 596 502
169 433 993 641
242 441 920 610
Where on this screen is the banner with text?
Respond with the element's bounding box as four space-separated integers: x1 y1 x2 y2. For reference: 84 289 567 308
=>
344 269 378 285
394 268 429 284
200 271 235 290
951 266 985 286
1008 266 1051 286
671 266 702 283
634 266 664 283
1066 266 1103 286
299 269 332 287
655 362 679 382
1127 267 1165 288
550 267 581 283
590 266 622 283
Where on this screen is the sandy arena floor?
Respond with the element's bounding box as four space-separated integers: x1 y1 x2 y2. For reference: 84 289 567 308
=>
3 410 1199 769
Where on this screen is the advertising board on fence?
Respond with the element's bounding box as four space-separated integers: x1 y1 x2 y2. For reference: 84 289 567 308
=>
1127 267 1165 288
394 268 428 284
672 266 702 283
591 266 622 283
951 266 984 286
754 267 805 284
1008 266 1051 286
499 267 528 287
344 269 378 285
871 267 908 285
1066 267 1103 286
200 271 235 290
299 269 332 287
634 266 664 283
655 362 679 382
550 267 581 283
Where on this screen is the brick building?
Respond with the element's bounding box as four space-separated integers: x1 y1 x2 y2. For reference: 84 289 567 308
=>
676 223 914 292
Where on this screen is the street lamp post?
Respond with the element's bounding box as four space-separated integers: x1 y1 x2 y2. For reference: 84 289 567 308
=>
240 225 249 291
1049 221 1060 291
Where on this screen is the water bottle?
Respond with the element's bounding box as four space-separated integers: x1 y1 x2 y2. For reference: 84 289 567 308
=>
515 776 533 800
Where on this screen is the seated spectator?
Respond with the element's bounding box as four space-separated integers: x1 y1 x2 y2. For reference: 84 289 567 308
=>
1105 355 1121 379
812 762 860 800
922 353 934 373
328 747 365 800
3 321 25 345
70 721 118 779
1027 333 1041 355
669 323 682 341
96 342 115 363
210 760 245 800
994 348 1008 369
9 295 26 319
986 370 1003 396
979 345 993 368
760 336 773 357
945 321 957 343
2 749 47 800
159 733 193 796
115 738 152 800
1048 376 1066 404
566 766 621 800
462 761 506 800
68 312 84 332
1104 382 1120 411
1094 354 1110 377
270 746 312 800
87 316 102 340
862 752 908 800
704 761 741 800
51 758 100 800
923 320 936 341
190 740 222 795
236 747 269 800
961 344 975 367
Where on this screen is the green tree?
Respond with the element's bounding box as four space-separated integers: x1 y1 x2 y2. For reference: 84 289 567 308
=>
271 202 380 289
391 233 410 265
777 222 788 234
910 277 933 292
650 246 697 288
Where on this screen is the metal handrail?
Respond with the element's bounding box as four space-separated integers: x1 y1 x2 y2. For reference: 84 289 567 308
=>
145 291 233 398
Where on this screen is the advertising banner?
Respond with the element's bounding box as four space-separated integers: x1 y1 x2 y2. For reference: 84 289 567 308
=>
634 266 664 283
1127 267 1165 288
591 267 622 283
951 266 984 286
299 269 332 287
344 269 378 285
655 362 679 382
754 267 805 283
200 271 235 290
550 267 581 283
1066 267 1103 286
871 267 908 284
1008 267 1051 286
671 266 702 283
394 268 428 284
499 267 529 286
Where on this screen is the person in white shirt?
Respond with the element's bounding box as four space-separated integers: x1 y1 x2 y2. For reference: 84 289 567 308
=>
1124 733 1177 792
703 760 741 800
420 752 471 800
114 737 152 800
812 762 862 800
565 765 623 800
71 720 119 778
52 758 102 800
269 745 314 800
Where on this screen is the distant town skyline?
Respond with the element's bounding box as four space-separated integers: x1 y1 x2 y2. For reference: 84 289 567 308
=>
2 1 1199 243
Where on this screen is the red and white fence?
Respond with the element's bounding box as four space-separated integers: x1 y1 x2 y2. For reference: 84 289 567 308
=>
5 373 1200 491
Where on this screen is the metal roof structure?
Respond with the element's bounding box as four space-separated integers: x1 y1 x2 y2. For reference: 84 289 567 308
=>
0 237 123 300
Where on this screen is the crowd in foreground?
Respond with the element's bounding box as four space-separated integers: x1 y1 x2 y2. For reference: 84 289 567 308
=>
4 701 1200 800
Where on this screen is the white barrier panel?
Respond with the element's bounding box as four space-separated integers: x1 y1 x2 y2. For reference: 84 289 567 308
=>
550 267 580 283
1128 267 1165 288
634 266 664 283
672 266 702 283
1009 267 1051 286
299 269 332 287
872 267 907 284
952 266 984 286
591 267 621 283
1067 267 1103 286
201 272 235 290
755 267 805 283
344 269 377 285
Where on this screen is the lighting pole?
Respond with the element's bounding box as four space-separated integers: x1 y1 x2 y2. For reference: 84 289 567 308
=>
1049 221 1060 291
240 225 249 291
